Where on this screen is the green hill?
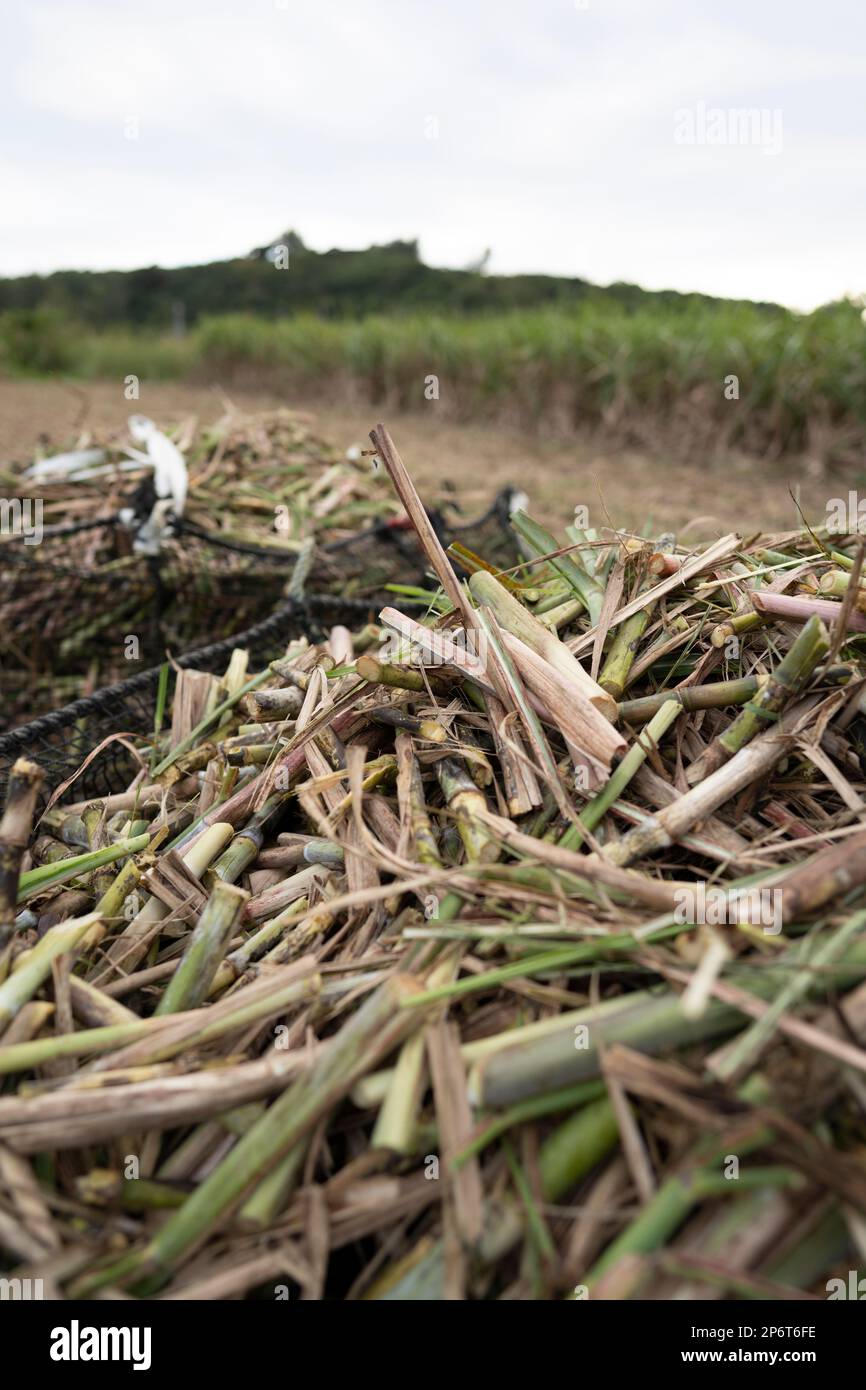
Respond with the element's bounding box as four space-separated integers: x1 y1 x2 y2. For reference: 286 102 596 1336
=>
0 231 784 329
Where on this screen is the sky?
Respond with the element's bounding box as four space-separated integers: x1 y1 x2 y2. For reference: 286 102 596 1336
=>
1 0 865 310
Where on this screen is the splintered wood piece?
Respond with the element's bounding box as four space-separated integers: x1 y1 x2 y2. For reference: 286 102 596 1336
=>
142 850 210 923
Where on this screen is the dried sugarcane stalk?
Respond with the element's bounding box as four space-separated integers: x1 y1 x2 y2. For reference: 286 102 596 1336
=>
436 757 500 865
355 654 455 697
597 695 819 868
598 539 673 699
0 758 43 961
752 590 866 631
468 569 617 719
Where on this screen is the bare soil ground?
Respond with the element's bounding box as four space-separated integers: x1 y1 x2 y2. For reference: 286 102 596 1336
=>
0 378 827 538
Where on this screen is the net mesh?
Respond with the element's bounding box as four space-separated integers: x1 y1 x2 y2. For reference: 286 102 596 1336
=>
0 489 518 731
0 492 519 801
0 594 365 803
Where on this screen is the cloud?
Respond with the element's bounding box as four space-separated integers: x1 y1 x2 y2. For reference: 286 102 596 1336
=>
2 0 865 308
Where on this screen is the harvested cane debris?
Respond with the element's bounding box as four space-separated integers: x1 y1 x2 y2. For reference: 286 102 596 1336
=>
1 408 514 731
3 424 866 1301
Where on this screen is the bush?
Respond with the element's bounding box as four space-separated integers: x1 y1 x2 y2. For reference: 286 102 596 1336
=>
0 308 75 374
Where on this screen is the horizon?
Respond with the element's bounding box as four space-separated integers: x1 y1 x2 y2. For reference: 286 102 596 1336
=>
0 230 808 316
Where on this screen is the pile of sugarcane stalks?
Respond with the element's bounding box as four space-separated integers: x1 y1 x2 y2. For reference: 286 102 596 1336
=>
3 424 866 1302
0 407 397 545
0 408 488 731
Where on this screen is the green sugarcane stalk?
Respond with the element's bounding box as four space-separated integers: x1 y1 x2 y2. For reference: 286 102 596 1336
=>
599 541 675 699
243 685 303 720
0 967 317 1074
368 706 447 742
258 892 336 966
588 1168 802 1296
583 1075 775 1287
599 613 649 701
689 615 829 782
356 991 636 1108
471 987 739 1109
402 939 641 1012
710 610 764 648
435 756 499 865
237 1141 308 1229
0 1018 169 1073
710 908 866 1082
618 675 768 725
210 898 311 993
74 972 426 1294
225 743 281 766
661 1183 788 1299
559 699 681 851
536 1097 620 1205
373 1095 620 1297
537 596 584 632
205 794 288 887
468 569 615 720
76 1171 187 1211
17 833 150 904
452 1079 607 1168
532 581 574 614
0 912 101 1028
92 964 322 1071
355 655 455 697
93 858 143 919
30 835 75 866
303 841 344 867
818 568 866 604
84 800 116 901
372 1030 428 1155
468 935 866 1108
156 881 249 1015
372 952 461 1155
399 735 441 868
761 1202 849 1288
511 511 605 624
74 859 145 954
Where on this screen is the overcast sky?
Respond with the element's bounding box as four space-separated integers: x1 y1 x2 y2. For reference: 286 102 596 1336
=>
2 0 864 310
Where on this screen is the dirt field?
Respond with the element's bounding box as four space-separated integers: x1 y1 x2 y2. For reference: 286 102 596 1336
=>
0 378 828 537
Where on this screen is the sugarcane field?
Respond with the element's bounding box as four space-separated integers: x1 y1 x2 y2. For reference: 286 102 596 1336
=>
2 0 865 1356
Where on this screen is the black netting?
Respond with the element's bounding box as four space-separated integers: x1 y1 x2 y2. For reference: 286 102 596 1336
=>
0 490 519 800
0 489 519 732
0 594 369 804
